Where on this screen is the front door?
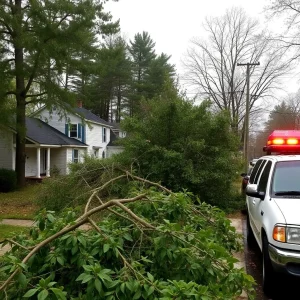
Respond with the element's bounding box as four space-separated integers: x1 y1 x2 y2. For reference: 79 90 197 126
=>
40 149 47 175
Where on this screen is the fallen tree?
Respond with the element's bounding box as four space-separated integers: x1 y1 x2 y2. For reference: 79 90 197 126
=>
0 170 255 299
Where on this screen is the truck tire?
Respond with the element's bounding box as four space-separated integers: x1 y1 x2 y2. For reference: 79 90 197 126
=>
246 214 256 248
262 235 274 297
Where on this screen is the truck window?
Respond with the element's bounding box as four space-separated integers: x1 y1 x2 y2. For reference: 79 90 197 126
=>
257 161 272 194
249 160 266 184
272 161 300 193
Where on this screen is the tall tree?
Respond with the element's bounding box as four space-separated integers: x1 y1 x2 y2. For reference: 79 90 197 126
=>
183 7 289 135
143 53 176 99
0 0 118 187
86 35 132 121
128 32 176 116
128 31 156 116
266 0 300 63
117 82 240 208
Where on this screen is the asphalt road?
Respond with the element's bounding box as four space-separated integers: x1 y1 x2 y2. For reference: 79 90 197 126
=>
242 219 300 300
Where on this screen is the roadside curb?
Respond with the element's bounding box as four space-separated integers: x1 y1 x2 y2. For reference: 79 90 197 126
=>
230 218 248 299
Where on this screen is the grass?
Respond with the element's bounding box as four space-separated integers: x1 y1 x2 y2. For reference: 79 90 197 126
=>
0 224 28 241
0 184 40 220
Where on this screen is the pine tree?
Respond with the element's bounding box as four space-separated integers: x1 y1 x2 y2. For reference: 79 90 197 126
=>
85 35 132 121
0 0 118 187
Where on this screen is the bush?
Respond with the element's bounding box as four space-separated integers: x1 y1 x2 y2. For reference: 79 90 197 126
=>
115 95 242 210
36 157 131 212
0 168 17 193
35 175 90 212
0 177 255 299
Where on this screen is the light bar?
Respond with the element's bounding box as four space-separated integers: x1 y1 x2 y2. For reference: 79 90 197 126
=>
264 130 300 154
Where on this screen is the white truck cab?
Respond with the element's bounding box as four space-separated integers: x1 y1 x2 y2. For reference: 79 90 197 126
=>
245 130 300 296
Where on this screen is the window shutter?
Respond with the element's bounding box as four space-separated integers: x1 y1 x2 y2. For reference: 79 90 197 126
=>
78 124 82 139
82 125 86 143
72 149 74 162
65 124 69 136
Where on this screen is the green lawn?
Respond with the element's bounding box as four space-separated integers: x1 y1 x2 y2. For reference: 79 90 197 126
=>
0 224 27 241
0 184 40 220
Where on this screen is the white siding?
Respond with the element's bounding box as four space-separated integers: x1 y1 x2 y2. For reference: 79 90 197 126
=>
25 148 37 176
37 107 111 159
86 123 110 156
25 148 70 177
51 148 68 175
66 148 85 174
0 129 13 169
37 108 82 135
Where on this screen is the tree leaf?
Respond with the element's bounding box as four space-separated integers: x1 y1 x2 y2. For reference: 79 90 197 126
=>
147 286 155 296
17 272 27 287
56 257 64 266
38 289 49 300
50 288 67 300
133 289 141 299
94 278 102 293
147 272 154 282
23 288 39 298
77 236 86 248
103 244 110 253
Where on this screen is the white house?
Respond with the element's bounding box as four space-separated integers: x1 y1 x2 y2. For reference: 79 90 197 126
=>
0 118 88 178
35 101 114 159
0 102 124 178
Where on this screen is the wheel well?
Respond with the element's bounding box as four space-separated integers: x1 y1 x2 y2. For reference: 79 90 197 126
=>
260 228 267 250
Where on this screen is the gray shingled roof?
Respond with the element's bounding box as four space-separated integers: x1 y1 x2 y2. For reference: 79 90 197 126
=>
26 117 87 146
74 107 113 127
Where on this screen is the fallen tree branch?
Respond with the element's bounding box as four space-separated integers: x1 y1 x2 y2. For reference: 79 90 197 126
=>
0 194 148 291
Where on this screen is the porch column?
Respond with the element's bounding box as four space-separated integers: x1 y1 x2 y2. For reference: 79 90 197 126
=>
12 146 16 171
36 147 41 178
46 148 51 177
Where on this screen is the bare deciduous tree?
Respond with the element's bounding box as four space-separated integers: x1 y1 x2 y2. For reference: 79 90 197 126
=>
183 7 289 135
266 0 300 63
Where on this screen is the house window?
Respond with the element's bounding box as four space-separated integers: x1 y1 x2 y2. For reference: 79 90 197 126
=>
94 149 98 157
102 151 106 158
102 127 106 143
70 124 78 138
73 149 79 163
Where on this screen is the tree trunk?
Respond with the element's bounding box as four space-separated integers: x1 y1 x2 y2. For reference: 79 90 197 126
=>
15 97 26 188
14 0 26 188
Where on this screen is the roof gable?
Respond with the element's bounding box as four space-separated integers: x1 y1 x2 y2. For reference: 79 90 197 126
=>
26 117 87 146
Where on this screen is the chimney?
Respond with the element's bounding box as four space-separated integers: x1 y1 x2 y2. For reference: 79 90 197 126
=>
77 100 83 108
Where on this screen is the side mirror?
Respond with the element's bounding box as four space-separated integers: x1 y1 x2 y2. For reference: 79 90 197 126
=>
246 184 265 200
240 173 247 177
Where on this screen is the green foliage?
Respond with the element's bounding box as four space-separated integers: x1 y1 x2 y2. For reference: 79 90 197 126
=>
0 188 255 299
36 157 129 212
0 0 119 187
128 31 176 116
85 35 132 121
0 168 17 193
35 175 89 212
115 86 241 209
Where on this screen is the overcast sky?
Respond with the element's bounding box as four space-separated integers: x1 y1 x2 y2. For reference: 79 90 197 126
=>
104 0 299 97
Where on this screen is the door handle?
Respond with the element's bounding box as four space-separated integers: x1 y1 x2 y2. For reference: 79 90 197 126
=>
252 199 256 205
261 210 264 216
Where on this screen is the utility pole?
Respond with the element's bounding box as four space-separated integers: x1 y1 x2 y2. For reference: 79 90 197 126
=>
237 62 260 172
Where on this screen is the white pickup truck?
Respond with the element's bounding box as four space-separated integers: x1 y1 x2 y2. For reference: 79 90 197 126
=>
245 130 300 296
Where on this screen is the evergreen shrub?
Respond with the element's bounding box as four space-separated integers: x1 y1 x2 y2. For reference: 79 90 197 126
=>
0 168 17 193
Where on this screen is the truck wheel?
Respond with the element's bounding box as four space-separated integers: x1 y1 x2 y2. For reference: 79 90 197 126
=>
262 235 274 297
246 214 255 248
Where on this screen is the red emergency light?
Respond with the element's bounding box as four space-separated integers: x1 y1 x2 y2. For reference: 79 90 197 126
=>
263 130 300 154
